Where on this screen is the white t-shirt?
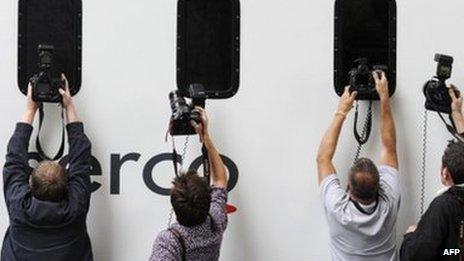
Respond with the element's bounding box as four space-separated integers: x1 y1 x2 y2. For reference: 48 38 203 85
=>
320 165 401 261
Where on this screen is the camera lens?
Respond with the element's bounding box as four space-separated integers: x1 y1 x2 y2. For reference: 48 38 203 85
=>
169 91 190 120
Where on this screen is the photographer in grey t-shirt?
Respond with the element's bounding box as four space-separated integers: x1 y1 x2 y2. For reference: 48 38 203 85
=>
316 71 400 261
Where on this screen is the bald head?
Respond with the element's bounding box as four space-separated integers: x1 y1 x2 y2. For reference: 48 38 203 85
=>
30 161 67 202
348 158 380 204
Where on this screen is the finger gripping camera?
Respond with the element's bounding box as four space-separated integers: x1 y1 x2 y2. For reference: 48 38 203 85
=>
29 44 65 103
349 58 388 100
169 84 206 136
423 54 459 114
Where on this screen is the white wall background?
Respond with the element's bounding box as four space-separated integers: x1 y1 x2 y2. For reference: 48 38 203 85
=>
0 0 464 260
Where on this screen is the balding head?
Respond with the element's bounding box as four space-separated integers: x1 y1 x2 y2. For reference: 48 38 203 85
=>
348 158 380 204
30 161 67 202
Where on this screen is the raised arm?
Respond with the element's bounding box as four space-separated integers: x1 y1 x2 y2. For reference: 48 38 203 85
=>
3 84 38 209
374 71 398 169
316 87 357 185
449 84 464 134
59 74 79 124
59 74 91 175
191 107 228 189
59 75 92 213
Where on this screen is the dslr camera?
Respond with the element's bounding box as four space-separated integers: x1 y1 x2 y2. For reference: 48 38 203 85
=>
29 44 65 103
169 84 207 136
349 58 388 99
423 54 459 114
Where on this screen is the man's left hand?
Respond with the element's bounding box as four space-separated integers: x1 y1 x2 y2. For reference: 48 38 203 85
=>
59 74 74 109
373 71 390 101
22 84 39 124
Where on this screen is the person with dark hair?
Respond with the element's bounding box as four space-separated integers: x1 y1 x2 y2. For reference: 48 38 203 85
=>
400 86 464 261
1 75 94 261
317 71 400 260
150 107 228 261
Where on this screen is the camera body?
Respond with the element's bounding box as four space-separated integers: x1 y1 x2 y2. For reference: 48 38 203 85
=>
349 58 388 100
30 45 65 103
423 54 459 114
169 84 206 136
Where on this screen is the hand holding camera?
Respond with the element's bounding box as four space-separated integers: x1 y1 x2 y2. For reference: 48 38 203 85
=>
337 86 357 116
373 71 389 101
59 74 79 123
22 84 40 125
349 58 388 100
26 83 39 113
58 74 73 108
191 107 209 143
449 84 463 115
169 84 207 136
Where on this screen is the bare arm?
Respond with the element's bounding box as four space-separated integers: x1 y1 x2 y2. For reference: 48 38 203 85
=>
316 87 357 185
374 71 398 169
191 107 228 188
204 135 227 188
449 84 464 133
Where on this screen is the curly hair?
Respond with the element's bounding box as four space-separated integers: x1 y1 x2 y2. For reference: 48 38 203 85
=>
171 171 212 227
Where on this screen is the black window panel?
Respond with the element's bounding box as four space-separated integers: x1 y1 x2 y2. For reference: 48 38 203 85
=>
334 0 396 100
18 0 82 96
177 0 240 99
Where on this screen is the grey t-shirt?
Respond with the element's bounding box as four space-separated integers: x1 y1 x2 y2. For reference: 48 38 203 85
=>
150 187 228 261
320 165 401 261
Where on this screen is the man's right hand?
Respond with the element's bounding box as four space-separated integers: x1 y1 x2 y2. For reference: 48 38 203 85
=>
22 84 39 124
449 84 463 115
191 107 210 143
449 84 464 134
26 83 39 113
337 86 357 116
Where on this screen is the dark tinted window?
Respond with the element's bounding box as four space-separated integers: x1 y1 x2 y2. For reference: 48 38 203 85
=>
335 0 396 98
18 0 81 95
178 0 239 98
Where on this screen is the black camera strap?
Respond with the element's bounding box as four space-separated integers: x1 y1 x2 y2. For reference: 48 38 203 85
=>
166 121 180 177
353 100 373 162
202 145 211 181
172 146 180 177
170 135 182 178
436 111 464 143
35 104 65 161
